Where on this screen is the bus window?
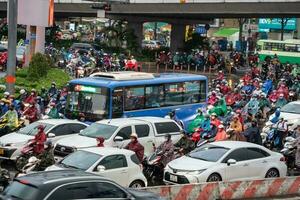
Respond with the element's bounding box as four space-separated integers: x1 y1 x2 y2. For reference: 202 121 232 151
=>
165 83 185 106
112 88 123 118
124 87 145 111
183 81 200 104
200 81 206 101
145 85 164 108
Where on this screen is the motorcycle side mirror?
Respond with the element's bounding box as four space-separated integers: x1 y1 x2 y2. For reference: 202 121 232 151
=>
48 133 56 138
96 165 106 172
114 136 124 142
227 159 237 166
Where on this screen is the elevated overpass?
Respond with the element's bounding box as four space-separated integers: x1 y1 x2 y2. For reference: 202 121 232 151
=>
0 0 97 18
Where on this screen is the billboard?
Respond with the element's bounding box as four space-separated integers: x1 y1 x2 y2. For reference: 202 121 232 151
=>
258 18 297 31
17 0 54 27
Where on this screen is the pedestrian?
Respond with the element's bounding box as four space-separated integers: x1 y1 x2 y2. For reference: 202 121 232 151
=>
124 133 144 163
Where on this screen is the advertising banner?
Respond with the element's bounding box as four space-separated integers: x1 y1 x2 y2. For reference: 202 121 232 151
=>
258 18 297 31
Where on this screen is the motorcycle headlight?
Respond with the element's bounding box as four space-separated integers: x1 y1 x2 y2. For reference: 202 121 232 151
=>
187 169 206 175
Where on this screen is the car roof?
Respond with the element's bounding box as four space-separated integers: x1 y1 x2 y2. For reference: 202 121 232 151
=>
82 147 134 156
96 117 175 126
211 141 265 149
286 101 300 105
15 170 106 187
36 119 87 126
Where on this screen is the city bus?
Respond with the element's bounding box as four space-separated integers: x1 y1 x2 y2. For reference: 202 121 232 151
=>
257 39 300 64
65 72 208 127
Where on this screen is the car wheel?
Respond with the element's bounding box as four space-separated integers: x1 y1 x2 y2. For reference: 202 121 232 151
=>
265 168 279 178
207 173 222 182
129 180 145 188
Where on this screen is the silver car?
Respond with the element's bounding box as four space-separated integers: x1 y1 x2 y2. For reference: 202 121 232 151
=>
0 119 88 160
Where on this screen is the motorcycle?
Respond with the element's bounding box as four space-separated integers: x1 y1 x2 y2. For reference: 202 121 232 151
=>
142 150 164 184
15 156 41 178
0 168 10 191
289 89 298 102
281 136 296 170
15 140 36 171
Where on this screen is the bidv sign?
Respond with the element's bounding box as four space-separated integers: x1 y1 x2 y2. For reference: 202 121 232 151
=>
259 18 297 31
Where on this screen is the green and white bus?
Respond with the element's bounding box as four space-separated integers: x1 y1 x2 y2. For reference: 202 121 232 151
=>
257 39 300 64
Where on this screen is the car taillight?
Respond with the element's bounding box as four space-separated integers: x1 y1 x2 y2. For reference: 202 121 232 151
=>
280 157 286 162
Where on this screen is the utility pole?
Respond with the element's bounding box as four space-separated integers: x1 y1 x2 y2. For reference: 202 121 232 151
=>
6 0 18 94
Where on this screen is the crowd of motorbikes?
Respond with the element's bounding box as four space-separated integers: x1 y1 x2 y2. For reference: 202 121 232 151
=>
156 50 252 73
45 45 141 78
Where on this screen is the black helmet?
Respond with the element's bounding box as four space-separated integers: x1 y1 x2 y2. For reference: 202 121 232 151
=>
169 110 175 118
165 133 171 140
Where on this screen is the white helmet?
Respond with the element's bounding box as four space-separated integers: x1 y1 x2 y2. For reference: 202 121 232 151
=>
20 89 25 94
28 156 39 164
4 92 9 96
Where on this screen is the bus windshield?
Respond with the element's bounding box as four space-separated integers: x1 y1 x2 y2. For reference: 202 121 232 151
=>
66 85 109 119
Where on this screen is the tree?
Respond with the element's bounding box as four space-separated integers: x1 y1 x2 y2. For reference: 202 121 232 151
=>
278 18 290 41
238 18 247 43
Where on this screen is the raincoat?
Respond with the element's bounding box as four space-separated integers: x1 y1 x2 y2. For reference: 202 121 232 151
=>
157 140 175 166
47 107 60 119
33 131 47 154
215 129 227 141
292 66 300 77
275 97 287 108
245 98 259 116
209 98 227 116
2 110 18 129
187 114 204 133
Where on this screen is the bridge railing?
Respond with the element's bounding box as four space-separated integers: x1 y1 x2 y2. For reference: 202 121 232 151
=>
129 0 300 3
0 0 92 3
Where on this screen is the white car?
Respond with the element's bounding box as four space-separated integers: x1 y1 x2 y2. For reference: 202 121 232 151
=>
164 141 287 184
0 119 88 160
46 147 147 188
54 117 181 158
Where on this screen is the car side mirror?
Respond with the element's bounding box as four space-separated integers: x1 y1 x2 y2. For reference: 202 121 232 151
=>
227 159 237 166
48 133 56 138
96 165 106 172
114 136 124 142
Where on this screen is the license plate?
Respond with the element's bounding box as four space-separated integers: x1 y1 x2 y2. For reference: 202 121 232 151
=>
169 174 178 182
0 149 4 155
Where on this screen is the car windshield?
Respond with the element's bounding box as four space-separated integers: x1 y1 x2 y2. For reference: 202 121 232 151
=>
66 86 109 117
60 150 102 170
79 123 118 139
17 122 53 136
187 144 229 162
281 103 300 114
2 181 39 200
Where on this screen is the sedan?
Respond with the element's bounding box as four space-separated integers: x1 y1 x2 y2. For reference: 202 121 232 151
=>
46 147 147 188
0 119 87 160
164 141 287 184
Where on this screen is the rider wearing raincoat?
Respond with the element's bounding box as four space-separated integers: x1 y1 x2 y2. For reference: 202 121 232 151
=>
209 96 227 116
187 108 204 134
245 95 259 118
275 94 287 108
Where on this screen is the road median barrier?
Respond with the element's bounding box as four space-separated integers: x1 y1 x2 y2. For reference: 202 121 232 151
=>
142 176 300 200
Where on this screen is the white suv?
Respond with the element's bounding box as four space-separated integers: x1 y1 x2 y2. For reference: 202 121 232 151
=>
54 117 182 158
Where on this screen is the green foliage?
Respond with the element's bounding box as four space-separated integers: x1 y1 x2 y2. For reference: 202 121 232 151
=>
27 53 52 81
0 68 70 95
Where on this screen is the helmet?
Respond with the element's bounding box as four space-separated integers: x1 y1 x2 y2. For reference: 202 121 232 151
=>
78 113 85 118
37 125 45 131
44 140 53 148
197 108 202 114
204 114 210 118
28 156 39 164
218 124 224 129
169 111 175 118
4 92 9 96
20 89 26 94
51 82 56 86
211 113 217 117
130 133 138 139
165 133 171 140
96 137 105 143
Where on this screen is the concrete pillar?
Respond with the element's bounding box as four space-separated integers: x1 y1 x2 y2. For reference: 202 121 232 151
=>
170 23 186 52
24 25 31 67
297 18 300 39
128 21 143 49
35 26 46 54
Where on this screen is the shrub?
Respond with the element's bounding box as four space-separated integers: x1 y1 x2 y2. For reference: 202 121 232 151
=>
27 53 52 81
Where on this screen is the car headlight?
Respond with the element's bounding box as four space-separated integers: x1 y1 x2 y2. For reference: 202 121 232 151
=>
187 169 206 175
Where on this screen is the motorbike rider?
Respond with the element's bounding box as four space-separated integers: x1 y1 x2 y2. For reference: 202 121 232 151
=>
230 115 243 133
294 125 300 170
292 64 300 77
275 94 287 109
243 120 262 145
0 98 9 117
215 124 227 141
18 89 28 103
48 82 58 100
40 87 49 105
155 134 175 167
174 130 195 156
187 108 204 134
210 113 221 127
96 137 105 147
291 79 300 95
3 92 10 100
33 125 47 154
124 133 144 163
23 102 38 123
24 89 37 104
0 105 18 135
77 113 92 125
36 140 55 171
47 102 60 119
245 94 260 119
200 114 212 138
275 118 288 149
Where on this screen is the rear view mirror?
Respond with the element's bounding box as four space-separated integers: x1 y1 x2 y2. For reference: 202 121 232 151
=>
97 165 106 172
114 136 124 142
48 133 56 138
227 159 237 166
